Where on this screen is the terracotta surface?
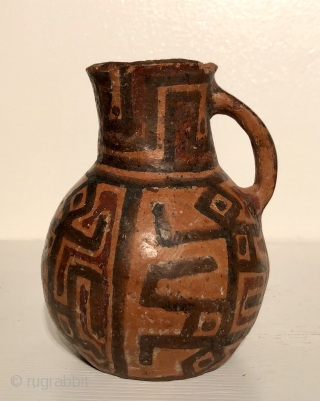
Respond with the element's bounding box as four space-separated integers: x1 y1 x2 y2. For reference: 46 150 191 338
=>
42 59 277 381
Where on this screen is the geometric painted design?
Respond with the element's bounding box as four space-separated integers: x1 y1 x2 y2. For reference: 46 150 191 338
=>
42 180 126 374
87 61 216 173
230 272 267 333
42 60 272 381
194 186 241 228
236 234 251 261
194 312 222 337
210 193 233 216
192 351 215 374
42 176 269 380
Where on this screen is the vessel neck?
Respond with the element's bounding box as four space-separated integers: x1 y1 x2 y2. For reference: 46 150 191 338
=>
88 59 218 173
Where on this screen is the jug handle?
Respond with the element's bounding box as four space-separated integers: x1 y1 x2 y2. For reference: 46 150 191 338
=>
211 89 277 215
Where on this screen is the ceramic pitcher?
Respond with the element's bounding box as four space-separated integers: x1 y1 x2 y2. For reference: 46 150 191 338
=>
42 59 277 380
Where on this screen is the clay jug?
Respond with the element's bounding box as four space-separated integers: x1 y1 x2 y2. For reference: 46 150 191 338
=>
42 59 277 381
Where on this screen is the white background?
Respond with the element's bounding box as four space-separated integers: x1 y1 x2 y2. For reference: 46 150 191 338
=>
0 0 319 240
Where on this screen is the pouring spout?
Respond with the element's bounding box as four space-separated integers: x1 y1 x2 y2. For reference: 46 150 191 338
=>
200 62 218 74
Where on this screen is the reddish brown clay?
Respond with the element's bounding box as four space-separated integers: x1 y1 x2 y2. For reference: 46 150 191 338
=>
42 59 277 381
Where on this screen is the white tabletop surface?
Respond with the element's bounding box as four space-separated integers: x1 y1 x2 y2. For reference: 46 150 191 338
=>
0 240 319 400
